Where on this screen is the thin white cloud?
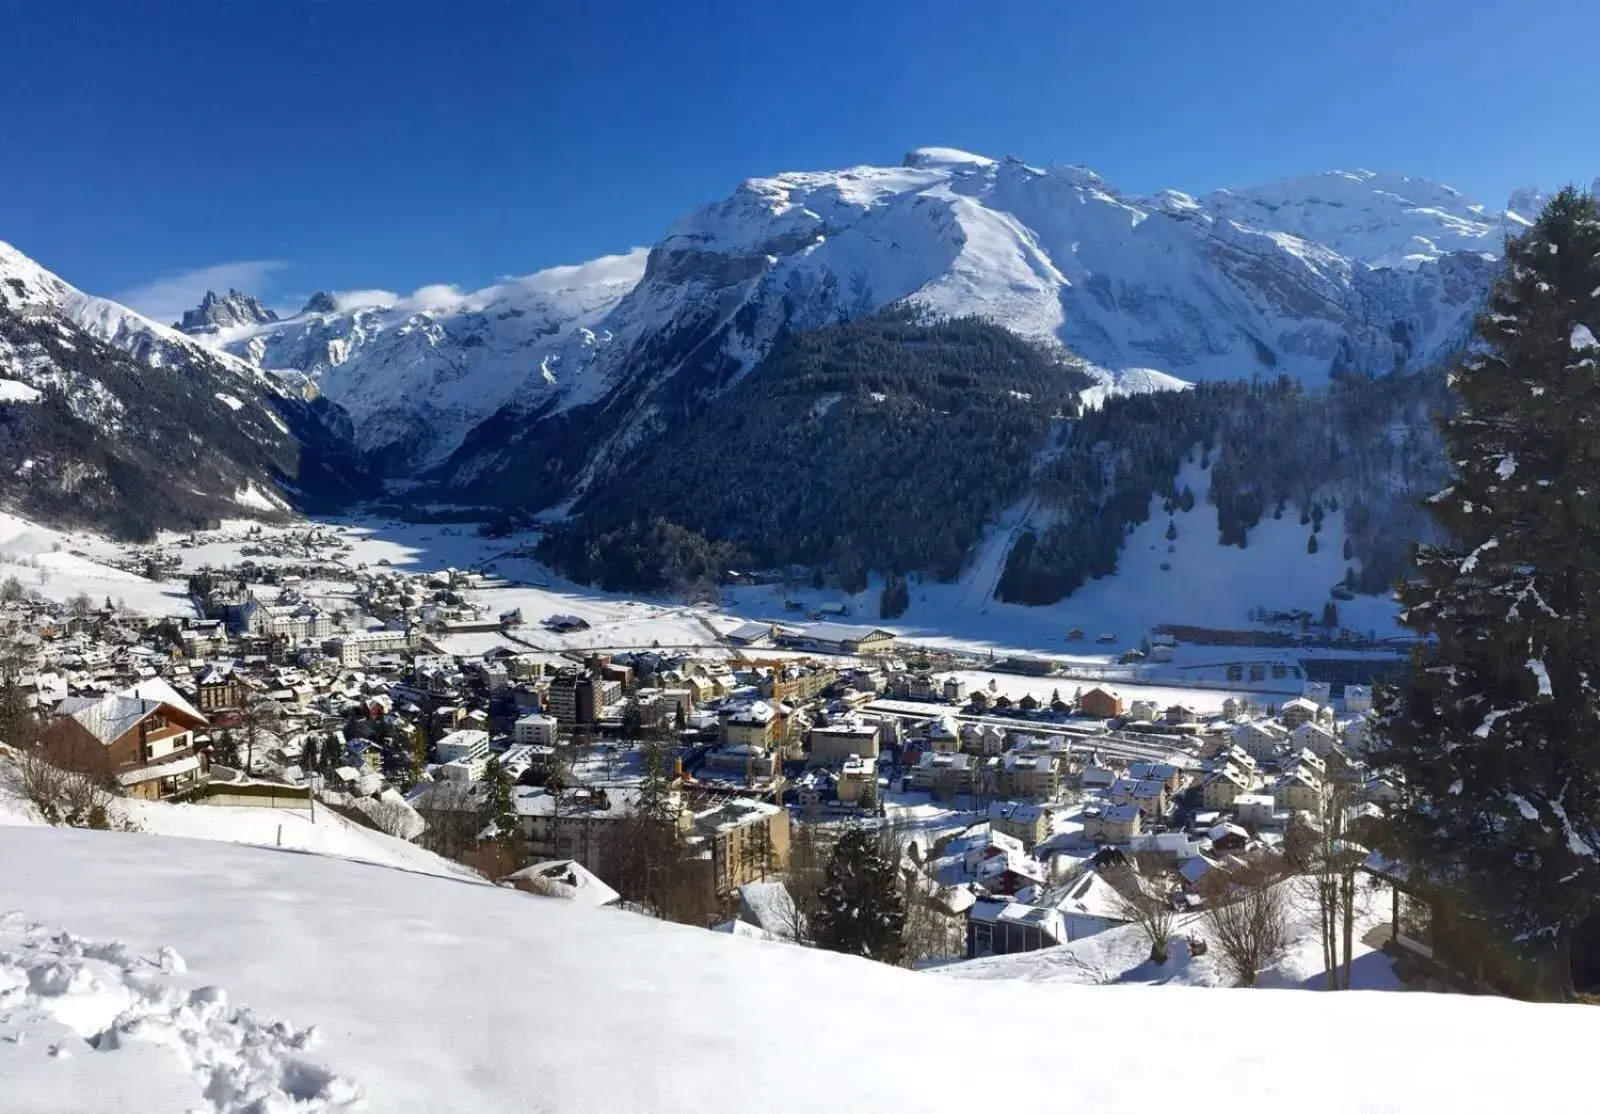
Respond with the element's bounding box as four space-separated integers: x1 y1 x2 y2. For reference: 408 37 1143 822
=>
114 260 287 324
509 247 651 293
334 289 400 311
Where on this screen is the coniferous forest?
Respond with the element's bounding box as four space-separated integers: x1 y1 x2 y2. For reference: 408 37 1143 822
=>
545 307 1453 604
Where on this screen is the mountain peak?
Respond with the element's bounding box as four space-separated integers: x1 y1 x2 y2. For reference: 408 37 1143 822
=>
901 147 997 170
301 291 338 315
176 288 279 334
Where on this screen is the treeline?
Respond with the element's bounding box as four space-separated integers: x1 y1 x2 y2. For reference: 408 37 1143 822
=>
998 370 1449 605
539 309 1093 592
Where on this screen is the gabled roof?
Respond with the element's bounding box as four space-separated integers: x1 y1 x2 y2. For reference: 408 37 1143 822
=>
127 677 209 726
55 694 162 746
801 622 895 644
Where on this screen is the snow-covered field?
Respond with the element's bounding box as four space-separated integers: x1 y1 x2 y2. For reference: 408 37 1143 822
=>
0 501 1403 687
0 512 196 618
3 825 1597 1113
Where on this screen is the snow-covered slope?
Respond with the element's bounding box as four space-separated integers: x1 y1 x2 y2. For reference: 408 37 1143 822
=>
0 243 372 534
4 825 1597 1113
208 250 649 470
0 242 275 384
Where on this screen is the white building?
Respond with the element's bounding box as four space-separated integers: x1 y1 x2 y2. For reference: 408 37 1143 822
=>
436 729 490 764
438 756 488 782
330 628 415 666
513 713 558 747
1234 793 1277 827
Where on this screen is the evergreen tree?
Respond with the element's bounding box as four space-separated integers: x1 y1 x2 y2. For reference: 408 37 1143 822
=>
1165 519 1177 541
814 826 906 964
1179 485 1195 513
878 573 910 619
322 733 344 774
211 728 239 768
1307 532 1319 554
300 735 320 773
621 699 645 745
482 757 520 850
636 738 677 823
1374 189 1600 1000
0 670 33 745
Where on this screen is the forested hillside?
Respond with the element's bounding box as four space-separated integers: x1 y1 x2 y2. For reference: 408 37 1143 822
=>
538 311 1093 593
0 309 374 539
539 305 1454 603
998 371 1450 605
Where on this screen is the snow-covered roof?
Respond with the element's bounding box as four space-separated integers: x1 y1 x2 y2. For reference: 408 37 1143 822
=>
128 677 209 726
116 752 201 786
507 860 621 907
56 694 162 747
799 622 895 645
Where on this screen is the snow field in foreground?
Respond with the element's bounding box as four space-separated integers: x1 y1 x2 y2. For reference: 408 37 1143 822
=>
3 826 1600 1112
0 911 359 1113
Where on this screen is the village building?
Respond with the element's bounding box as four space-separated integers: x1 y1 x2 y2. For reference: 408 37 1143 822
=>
1077 687 1124 719
1082 801 1142 844
807 717 881 767
46 678 210 800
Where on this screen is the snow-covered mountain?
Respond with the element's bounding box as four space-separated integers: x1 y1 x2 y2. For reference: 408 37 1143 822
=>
174 288 278 334
1195 169 1530 268
159 148 1513 486
434 149 1510 503
0 242 369 536
198 251 649 471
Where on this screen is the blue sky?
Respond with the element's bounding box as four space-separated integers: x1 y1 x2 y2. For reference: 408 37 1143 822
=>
2 0 1595 320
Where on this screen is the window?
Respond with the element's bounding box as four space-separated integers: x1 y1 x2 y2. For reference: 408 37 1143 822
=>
971 921 993 957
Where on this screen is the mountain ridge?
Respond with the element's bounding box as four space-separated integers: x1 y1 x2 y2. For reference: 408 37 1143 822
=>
159 149 1516 487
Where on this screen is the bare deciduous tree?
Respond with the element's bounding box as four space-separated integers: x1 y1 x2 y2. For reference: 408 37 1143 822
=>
1285 779 1369 989
769 819 836 945
601 811 720 927
415 780 486 861
2 739 120 830
875 816 963 966
1202 859 1291 987
237 695 281 777
1108 853 1179 965
365 795 422 841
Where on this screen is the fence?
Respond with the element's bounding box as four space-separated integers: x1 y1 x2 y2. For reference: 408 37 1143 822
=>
173 780 314 812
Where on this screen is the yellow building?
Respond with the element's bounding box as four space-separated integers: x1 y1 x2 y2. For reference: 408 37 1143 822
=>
1082 802 1142 844
836 755 878 806
723 702 779 749
1201 767 1252 810
987 801 1051 849
995 753 1060 801
1273 770 1325 813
